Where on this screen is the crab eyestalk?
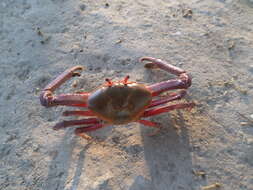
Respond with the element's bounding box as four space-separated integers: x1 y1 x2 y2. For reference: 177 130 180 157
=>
123 75 130 85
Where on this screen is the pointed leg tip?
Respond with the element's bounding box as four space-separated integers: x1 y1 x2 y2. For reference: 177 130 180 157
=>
52 126 60 130
62 111 68 116
190 102 196 107
186 102 196 111
179 90 187 96
147 127 162 137
53 122 65 130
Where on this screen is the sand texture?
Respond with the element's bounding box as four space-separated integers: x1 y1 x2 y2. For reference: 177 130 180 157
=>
0 0 253 190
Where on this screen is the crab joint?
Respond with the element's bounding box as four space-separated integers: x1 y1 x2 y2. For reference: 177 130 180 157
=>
105 78 113 87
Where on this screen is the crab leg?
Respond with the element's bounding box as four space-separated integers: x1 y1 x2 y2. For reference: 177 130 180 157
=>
140 57 192 96
148 90 187 108
142 102 195 117
74 124 110 139
53 118 100 130
138 119 160 128
62 110 95 117
75 123 106 133
40 66 89 107
41 93 89 107
138 120 162 136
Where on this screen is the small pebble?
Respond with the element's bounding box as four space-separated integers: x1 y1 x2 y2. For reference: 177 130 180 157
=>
202 183 221 190
172 31 182 36
115 39 122 44
79 4 86 11
72 80 78 88
192 169 206 178
182 9 193 18
240 122 248 126
227 40 235 50
250 114 253 119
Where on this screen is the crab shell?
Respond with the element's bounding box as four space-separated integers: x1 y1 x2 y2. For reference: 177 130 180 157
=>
87 82 152 125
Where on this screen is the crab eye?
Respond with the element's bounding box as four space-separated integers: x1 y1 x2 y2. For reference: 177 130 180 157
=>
105 78 113 86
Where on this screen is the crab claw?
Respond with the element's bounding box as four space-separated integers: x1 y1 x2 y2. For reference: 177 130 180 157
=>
140 57 192 96
40 66 85 107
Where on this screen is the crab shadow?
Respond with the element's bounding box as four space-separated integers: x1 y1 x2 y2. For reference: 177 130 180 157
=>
43 131 91 190
134 111 197 190
127 61 198 190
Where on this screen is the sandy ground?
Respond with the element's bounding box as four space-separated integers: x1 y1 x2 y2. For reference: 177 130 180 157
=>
1 0 253 190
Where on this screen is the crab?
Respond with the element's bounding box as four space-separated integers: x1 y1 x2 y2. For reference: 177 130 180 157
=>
40 57 194 139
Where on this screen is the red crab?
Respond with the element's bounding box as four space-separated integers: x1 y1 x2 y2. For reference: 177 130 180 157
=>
40 57 194 139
